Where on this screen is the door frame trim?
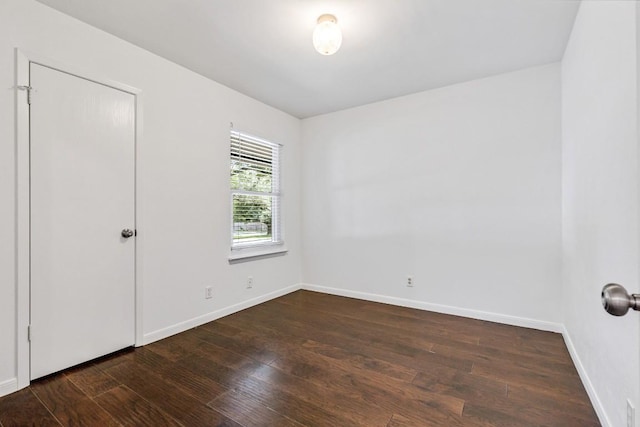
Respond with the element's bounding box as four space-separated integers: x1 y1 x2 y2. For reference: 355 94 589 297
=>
15 49 144 389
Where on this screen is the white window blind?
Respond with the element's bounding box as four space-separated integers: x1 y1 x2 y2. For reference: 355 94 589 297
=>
230 130 282 249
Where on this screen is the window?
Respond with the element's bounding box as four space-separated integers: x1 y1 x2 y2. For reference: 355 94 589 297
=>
230 130 282 250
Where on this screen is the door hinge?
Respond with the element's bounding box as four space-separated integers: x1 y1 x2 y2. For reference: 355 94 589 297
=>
17 85 33 105
27 325 31 342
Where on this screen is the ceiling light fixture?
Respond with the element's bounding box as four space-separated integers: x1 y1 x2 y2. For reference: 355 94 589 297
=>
313 14 342 56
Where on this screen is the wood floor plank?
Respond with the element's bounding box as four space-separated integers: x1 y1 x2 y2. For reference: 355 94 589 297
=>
462 402 532 427
91 347 136 372
144 329 204 362
30 374 120 427
386 413 420 427
301 339 418 382
93 385 182 426
251 359 394 426
209 389 308 427
507 383 600 422
0 388 61 427
182 348 386 426
211 367 363 426
463 400 600 427
471 359 585 395
385 413 487 427
189 325 281 365
177 340 273 388
263 340 466 425
64 363 120 398
103 356 241 426
104 356 203 415
412 365 508 404
145 348 228 404
177 404 243 427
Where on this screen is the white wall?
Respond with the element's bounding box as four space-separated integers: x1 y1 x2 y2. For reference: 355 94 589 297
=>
0 0 301 393
561 2 639 426
301 64 562 328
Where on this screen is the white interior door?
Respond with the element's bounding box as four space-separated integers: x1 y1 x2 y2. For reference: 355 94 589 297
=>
30 63 136 380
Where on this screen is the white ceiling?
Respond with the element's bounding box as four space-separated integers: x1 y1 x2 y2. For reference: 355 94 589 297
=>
36 0 580 118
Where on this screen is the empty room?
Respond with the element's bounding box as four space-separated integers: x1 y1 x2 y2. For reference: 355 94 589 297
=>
0 0 638 426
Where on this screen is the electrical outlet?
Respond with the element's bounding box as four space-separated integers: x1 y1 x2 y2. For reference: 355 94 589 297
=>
627 399 635 427
205 286 213 299
247 276 253 289
407 276 414 287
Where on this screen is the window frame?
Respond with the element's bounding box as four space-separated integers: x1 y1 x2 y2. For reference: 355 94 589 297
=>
229 130 285 260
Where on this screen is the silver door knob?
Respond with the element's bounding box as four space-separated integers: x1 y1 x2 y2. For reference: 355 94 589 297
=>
601 283 640 316
121 229 134 238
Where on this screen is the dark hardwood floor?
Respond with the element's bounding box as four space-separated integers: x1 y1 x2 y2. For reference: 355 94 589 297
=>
0 290 600 426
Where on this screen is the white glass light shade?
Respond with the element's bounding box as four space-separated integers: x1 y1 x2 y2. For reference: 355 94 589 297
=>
313 14 342 55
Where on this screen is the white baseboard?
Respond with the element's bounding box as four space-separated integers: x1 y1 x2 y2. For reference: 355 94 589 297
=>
142 283 302 345
562 326 610 427
301 283 563 333
0 378 18 398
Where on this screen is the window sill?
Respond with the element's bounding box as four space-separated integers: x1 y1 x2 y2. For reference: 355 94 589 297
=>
228 245 288 263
